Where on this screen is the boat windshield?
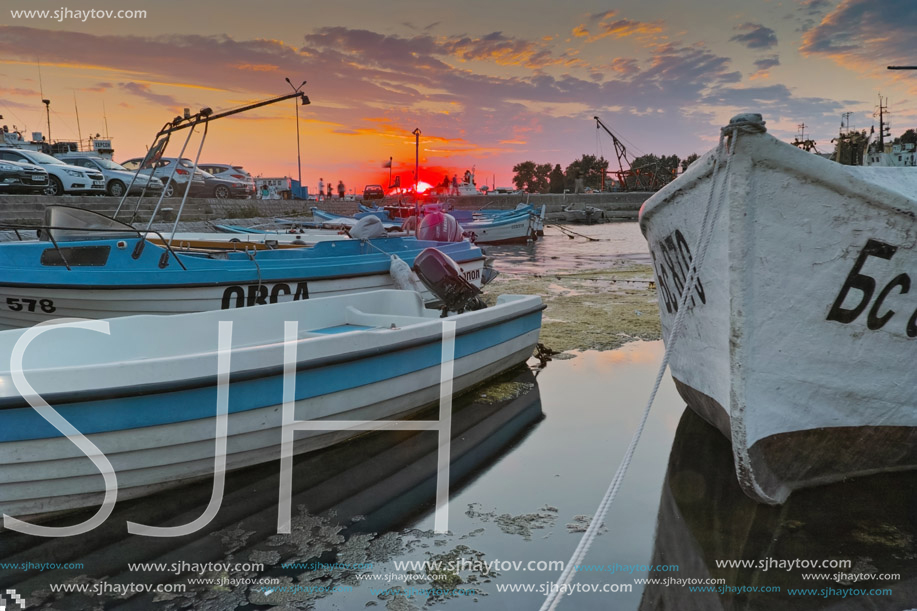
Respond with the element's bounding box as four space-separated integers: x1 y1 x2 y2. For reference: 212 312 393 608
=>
42 206 140 242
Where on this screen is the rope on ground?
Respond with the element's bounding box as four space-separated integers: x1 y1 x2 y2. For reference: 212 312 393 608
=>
548 223 600 241
539 113 765 611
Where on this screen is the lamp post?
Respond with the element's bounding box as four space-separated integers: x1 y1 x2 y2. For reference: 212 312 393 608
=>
412 128 421 235
285 78 308 198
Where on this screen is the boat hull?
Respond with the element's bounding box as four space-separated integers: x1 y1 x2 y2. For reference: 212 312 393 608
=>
464 212 538 245
640 128 917 504
0 291 543 519
0 237 485 329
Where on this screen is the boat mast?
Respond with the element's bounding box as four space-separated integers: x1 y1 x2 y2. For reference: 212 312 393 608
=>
875 94 889 151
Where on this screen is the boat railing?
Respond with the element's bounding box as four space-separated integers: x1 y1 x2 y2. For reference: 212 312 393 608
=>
110 87 310 244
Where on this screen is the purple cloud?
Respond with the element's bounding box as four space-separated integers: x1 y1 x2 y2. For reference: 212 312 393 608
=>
730 23 778 49
801 0 917 70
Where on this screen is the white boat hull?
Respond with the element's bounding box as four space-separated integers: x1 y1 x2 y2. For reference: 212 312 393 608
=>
640 122 917 504
0 290 543 519
464 215 536 245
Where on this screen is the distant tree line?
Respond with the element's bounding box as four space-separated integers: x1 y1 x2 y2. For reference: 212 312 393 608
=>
512 152 700 193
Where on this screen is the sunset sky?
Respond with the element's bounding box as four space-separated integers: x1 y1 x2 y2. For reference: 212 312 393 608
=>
2 0 916 193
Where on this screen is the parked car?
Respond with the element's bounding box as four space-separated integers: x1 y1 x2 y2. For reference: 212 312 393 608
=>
363 184 385 200
58 154 163 196
490 186 522 195
199 169 254 199
120 156 206 198
0 158 49 194
199 163 256 194
0 148 105 195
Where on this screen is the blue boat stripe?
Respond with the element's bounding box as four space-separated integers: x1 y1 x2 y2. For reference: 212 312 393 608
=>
0 312 543 441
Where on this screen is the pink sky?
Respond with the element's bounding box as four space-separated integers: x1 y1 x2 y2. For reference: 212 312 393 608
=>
2 0 916 192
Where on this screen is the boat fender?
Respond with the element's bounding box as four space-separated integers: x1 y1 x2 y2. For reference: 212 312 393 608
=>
389 255 424 293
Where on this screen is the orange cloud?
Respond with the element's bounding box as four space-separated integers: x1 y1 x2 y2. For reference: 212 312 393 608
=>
234 63 279 72
572 11 664 43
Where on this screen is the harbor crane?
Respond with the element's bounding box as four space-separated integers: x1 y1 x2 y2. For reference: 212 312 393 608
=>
593 116 672 191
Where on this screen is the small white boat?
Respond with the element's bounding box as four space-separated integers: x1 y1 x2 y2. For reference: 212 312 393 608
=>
640 113 917 504
563 203 602 224
463 206 545 244
0 288 543 520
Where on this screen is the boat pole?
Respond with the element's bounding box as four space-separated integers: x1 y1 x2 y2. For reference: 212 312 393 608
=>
413 128 421 237
285 78 307 197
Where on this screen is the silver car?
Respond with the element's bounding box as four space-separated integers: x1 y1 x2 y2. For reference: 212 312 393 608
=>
199 163 256 196
61 155 163 197
121 156 206 198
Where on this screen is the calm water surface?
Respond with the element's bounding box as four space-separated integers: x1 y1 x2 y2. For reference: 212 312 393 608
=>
2 224 913 610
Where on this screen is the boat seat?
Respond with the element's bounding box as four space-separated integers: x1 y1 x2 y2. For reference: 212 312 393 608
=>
309 324 376 335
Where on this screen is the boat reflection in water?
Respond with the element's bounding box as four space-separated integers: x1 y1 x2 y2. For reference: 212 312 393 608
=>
640 408 917 610
1 367 543 609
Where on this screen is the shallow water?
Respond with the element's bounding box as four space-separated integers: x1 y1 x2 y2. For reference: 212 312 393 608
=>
484 222 651 275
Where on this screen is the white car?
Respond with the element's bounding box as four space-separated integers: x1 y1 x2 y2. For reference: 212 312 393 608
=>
58 154 164 197
0 148 105 196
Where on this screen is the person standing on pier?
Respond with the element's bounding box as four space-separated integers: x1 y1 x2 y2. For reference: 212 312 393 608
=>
337 180 345 199
318 177 324 201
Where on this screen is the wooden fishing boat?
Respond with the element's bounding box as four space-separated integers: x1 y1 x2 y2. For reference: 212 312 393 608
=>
639 113 917 504
0 288 543 519
148 230 347 251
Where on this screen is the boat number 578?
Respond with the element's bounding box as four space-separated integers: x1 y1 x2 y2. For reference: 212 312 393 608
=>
6 297 56 313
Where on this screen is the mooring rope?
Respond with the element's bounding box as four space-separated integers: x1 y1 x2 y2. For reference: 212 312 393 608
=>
540 114 765 610
244 250 263 295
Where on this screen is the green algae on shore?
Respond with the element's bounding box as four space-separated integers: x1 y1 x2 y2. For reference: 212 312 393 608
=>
485 263 661 353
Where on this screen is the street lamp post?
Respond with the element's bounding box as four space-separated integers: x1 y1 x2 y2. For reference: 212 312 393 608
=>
412 128 421 235
285 78 308 198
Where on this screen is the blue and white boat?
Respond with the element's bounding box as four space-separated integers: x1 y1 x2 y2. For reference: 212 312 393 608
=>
0 206 485 329
463 207 544 244
0 288 544 519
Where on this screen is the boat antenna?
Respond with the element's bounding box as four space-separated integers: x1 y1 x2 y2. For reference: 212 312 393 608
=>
37 58 52 143
874 94 889 150
73 91 83 151
102 99 110 139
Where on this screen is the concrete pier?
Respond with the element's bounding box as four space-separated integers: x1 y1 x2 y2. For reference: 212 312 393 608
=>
0 192 651 225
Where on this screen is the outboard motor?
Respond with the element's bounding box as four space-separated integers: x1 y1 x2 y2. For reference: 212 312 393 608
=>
417 210 464 242
412 247 486 315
